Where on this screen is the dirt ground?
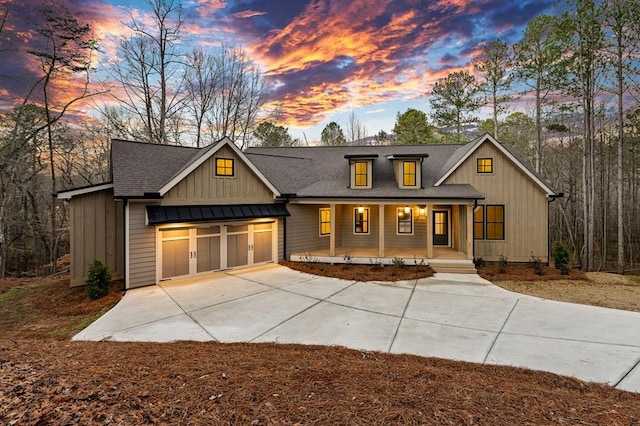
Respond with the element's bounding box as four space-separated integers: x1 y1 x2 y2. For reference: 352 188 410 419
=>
1 265 640 424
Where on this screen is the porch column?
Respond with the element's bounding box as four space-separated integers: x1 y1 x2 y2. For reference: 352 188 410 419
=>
426 204 434 259
329 203 336 256
378 204 385 257
466 204 474 259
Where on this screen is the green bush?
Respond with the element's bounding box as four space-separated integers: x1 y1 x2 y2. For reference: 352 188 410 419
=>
86 259 112 300
473 257 486 268
498 255 508 273
552 242 571 275
531 256 546 276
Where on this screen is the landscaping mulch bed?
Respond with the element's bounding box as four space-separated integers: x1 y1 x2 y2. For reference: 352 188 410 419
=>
280 260 434 282
2 267 640 424
477 262 588 282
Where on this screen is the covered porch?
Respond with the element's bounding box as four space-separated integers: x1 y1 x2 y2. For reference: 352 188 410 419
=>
287 202 478 273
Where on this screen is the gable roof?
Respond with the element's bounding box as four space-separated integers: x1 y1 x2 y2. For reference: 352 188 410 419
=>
245 144 484 199
434 133 557 196
111 138 279 198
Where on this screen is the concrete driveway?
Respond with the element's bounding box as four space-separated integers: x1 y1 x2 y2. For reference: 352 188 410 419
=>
74 264 640 393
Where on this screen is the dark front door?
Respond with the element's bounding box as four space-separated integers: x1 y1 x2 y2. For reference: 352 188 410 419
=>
433 211 449 246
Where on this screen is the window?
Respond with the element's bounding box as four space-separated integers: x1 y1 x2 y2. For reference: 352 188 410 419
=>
474 205 505 240
403 161 416 186
477 158 493 173
486 205 505 239
354 161 368 187
354 207 369 234
474 206 484 239
216 158 234 176
397 208 413 234
319 208 331 236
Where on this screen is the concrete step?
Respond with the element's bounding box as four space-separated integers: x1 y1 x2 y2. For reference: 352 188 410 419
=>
429 260 477 274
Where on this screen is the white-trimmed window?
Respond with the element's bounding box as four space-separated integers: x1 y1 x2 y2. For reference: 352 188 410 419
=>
354 207 369 234
397 207 413 235
319 208 331 236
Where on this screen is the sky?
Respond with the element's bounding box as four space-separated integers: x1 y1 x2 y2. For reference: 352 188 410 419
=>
0 0 556 143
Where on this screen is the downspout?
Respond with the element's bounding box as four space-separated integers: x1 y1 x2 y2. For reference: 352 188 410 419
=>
122 199 127 291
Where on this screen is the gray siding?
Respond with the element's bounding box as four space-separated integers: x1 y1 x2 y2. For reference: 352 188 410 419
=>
286 204 329 256
339 204 379 248
128 201 157 288
383 205 427 248
69 189 123 287
277 218 284 261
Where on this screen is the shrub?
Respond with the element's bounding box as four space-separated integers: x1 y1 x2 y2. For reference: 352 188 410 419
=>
343 253 353 269
369 258 384 271
531 256 546 276
552 242 571 275
86 259 112 300
473 257 486 268
392 256 405 268
498 255 508 273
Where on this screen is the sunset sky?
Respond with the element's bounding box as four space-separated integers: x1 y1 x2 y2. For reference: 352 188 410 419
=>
0 0 555 143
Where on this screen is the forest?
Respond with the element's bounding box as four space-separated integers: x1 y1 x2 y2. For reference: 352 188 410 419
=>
0 0 638 277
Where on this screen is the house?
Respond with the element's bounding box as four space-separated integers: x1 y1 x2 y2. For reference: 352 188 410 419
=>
57 134 558 289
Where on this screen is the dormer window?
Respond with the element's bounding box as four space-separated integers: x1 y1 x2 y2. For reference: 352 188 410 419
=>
403 161 416 186
387 153 428 189
345 154 377 189
354 161 368 187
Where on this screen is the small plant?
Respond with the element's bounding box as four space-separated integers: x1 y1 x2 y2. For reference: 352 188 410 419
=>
369 258 384 271
414 256 428 272
498 255 508 273
343 253 353 269
300 253 319 267
86 259 112 300
531 256 546 276
473 257 486 268
552 241 571 275
392 256 405 268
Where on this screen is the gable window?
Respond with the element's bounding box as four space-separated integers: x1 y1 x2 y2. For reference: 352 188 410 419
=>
354 161 368 187
216 158 234 176
354 207 369 234
474 205 505 240
403 161 417 186
397 208 413 234
319 208 331 236
477 158 493 173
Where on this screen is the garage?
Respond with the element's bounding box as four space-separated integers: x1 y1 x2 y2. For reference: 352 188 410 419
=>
158 220 277 280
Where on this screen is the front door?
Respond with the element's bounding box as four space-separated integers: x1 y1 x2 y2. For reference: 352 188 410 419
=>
433 211 449 246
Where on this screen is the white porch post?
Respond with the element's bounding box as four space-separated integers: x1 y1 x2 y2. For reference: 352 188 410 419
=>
329 203 336 256
426 204 434 259
466 204 474 260
378 204 385 257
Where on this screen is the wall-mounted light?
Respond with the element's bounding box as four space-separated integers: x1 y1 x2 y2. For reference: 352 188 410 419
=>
404 205 411 214
358 205 364 213
417 205 427 219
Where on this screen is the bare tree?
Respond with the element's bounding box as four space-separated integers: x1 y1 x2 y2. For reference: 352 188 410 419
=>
206 45 265 149
346 111 367 144
185 49 219 147
111 0 186 144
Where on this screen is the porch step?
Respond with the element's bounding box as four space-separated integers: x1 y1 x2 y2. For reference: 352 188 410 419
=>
428 260 478 274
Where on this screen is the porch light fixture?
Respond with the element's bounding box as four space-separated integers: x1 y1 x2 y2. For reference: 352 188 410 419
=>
404 205 411 214
417 205 426 219
357 205 364 213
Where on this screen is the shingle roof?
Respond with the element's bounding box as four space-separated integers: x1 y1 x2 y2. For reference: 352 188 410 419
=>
111 139 201 197
245 144 484 199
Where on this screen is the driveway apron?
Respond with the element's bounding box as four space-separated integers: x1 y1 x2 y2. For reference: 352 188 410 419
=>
74 264 640 393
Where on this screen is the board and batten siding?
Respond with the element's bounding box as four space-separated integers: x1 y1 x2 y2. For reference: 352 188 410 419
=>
69 189 123 287
286 204 329 256
162 145 274 205
443 141 549 262
127 201 157 288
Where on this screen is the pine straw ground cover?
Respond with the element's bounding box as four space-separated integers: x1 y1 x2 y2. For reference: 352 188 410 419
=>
1 267 640 425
